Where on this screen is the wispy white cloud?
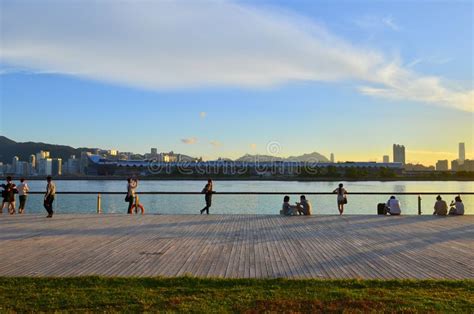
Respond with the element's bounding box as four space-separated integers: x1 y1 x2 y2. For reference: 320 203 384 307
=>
210 140 222 147
181 137 198 145
406 150 456 156
358 62 473 112
406 56 453 68
1 1 472 111
381 16 400 31
354 14 400 32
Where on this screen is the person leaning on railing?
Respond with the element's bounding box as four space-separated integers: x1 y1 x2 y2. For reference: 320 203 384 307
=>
433 195 448 216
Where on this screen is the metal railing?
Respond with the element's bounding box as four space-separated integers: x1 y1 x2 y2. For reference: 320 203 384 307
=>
27 191 473 215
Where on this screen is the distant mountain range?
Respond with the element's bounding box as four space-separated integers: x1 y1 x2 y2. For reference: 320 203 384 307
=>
0 136 95 164
235 152 329 162
0 136 329 164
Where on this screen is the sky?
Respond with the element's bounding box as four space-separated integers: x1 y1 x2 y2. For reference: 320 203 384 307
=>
0 0 473 165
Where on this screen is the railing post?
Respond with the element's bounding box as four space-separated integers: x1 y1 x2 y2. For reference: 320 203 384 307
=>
418 195 422 215
97 193 102 214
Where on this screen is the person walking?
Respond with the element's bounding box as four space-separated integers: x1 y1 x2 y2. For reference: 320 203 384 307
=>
17 178 30 214
126 178 138 214
1 176 17 214
200 179 214 215
333 183 347 215
44 176 56 218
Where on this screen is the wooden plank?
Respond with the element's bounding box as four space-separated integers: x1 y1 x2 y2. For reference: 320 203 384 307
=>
0 214 472 279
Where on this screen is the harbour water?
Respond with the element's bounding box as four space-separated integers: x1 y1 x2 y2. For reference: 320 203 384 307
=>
7 180 473 215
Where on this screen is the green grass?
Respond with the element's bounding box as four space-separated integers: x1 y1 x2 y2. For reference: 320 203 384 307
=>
0 277 472 313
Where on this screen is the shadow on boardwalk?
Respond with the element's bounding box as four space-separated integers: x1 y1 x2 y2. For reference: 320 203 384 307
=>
0 214 472 279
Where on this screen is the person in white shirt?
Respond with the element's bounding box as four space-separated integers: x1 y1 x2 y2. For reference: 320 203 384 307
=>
333 183 348 215
17 178 30 214
386 196 401 215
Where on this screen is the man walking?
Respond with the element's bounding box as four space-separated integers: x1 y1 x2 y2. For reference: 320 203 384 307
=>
44 176 56 218
1 176 17 214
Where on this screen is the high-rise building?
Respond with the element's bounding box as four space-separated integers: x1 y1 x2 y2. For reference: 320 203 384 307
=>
151 148 158 155
52 158 62 176
330 153 335 163
29 154 36 169
16 161 29 176
36 151 50 168
459 142 465 165
393 144 406 164
66 155 80 175
451 160 459 172
12 156 19 173
383 155 389 163
39 158 53 175
80 152 92 174
436 160 449 171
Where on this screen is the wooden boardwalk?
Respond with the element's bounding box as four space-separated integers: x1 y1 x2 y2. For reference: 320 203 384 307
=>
0 214 472 279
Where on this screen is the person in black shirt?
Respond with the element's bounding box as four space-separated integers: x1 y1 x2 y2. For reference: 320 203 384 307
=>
200 179 214 215
1 176 17 215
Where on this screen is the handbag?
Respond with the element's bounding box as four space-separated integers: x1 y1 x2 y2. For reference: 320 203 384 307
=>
125 195 131 202
343 197 348 204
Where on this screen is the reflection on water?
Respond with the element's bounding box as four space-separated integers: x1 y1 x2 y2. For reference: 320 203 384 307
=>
9 180 474 215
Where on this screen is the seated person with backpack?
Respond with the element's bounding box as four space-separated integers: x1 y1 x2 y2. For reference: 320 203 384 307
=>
386 196 401 215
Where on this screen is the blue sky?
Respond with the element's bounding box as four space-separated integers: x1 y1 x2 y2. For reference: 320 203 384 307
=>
0 0 473 164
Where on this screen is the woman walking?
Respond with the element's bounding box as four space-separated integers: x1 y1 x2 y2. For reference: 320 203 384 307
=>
126 178 137 214
333 183 347 215
200 179 214 215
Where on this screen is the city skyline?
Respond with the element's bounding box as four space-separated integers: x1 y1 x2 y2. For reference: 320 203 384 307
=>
1 1 473 165
1 135 471 169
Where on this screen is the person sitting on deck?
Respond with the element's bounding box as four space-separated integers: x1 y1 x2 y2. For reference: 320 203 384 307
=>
449 196 464 215
433 195 448 216
296 195 312 216
280 195 297 216
386 196 401 215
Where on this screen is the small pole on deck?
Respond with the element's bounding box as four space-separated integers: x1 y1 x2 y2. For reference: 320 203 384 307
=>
97 193 102 214
417 195 422 215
